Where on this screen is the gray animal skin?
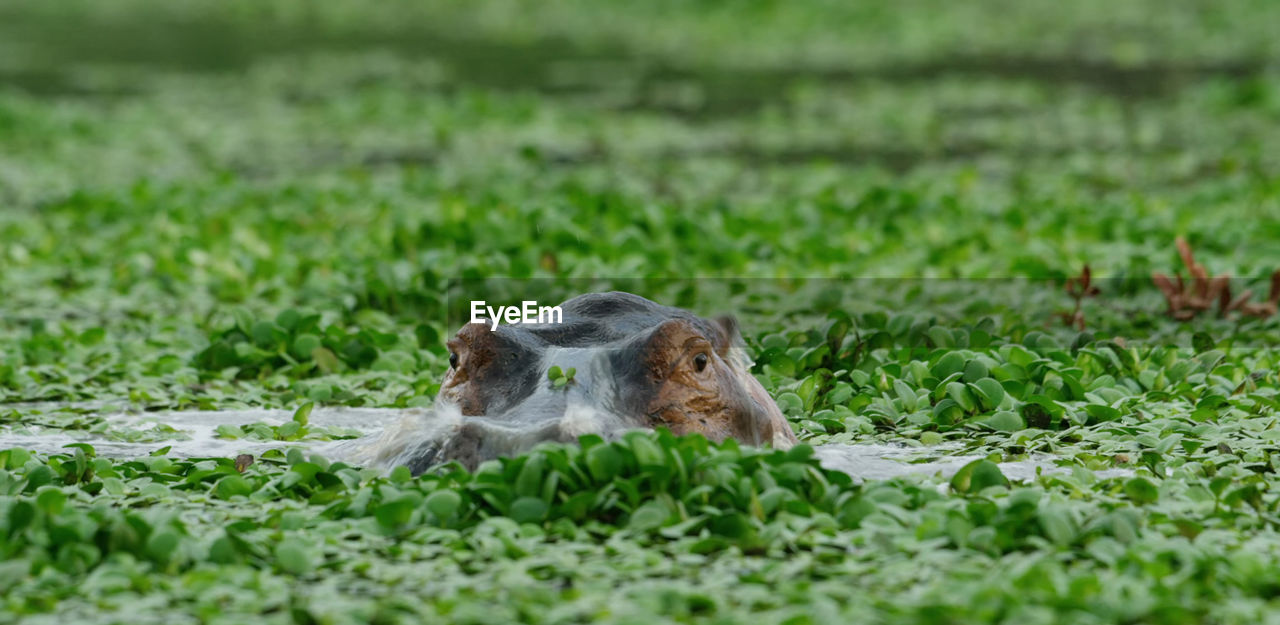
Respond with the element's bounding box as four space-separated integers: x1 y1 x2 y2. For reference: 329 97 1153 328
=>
350 292 797 474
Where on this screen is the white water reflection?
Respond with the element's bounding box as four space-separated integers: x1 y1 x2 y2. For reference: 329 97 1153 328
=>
0 406 1131 481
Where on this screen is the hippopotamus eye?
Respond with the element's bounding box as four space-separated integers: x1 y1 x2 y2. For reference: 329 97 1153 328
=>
694 353 708 372
449 351 459 369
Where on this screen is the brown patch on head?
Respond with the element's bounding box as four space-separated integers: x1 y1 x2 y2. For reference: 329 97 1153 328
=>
439 323 503 415
640 317 796 447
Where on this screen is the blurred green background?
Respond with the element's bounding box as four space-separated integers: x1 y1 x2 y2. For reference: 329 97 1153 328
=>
1 0 1278 406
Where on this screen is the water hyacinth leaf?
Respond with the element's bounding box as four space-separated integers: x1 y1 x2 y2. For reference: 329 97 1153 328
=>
145 530 182 563
251 320 285 348
2 448 32 470
276 421 302 440
962 359 989 383
375 495 420 528
932 352 966 380
825 312 852 353
946 382 977 413
927 326 954 348
232 307 255 336
208 535 238 564
893 379 918 411
766 353 797 377
775 392 804 415
932 398 963 426
8 499 35 532
629 501 670 531
509 496 548 524
950 459 1009 494
215 425 244 439
1084 404 1122 424
1037 504 1078 546
515 455 546 497
24 465 55 492
312 347 341 374
293 402 314 426
1124 477 1159 505
980 410 1024 432
214 475 254 499
424 489 462 521
389 465 412 484
970 378 1006 409
275 538 317 575
35 487 66 515
1189 331 1215 353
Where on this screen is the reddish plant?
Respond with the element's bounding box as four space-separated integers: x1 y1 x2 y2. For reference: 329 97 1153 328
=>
1058 264 1101 330
1152 237 1279 320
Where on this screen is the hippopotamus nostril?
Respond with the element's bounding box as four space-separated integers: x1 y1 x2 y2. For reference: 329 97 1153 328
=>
396 292 796 473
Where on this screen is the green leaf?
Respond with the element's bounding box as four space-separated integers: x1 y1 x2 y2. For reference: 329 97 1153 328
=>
1192 331 1214 354
251 320 283 347
146 530 182 563
970 378 1006 410
425 490 462 521
291 333 322 360
209 535 238 564
1124 477 1159 505
293 402 315 426
275 538 317 575
276 421 302 440
893 379 918 412
1084 404 1122 424
629 501 670 531
1037 504 1077 545
585 444 622 483
2 448 31 470
950 459 1009 494
7 500 35 532
980 411 1024 432
962 359 989 383
214 424 244 439
312 347 341 374
35 487 65 515
946 382 977 413
927 326 954 348
213 475 253 500
514 455 546 498
232 307 255 336
24 465 54 492
375 495 419 528
932 352 966 379
765 353 797 377
389 465 412 484
509 496 548 524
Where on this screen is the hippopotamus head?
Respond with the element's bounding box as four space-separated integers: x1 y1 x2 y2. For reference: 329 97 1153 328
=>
368 292 797 473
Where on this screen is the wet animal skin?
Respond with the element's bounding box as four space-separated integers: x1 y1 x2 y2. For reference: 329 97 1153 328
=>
403 292 797 473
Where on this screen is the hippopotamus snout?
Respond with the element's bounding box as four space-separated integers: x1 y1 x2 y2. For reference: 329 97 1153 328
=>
411 292 797 471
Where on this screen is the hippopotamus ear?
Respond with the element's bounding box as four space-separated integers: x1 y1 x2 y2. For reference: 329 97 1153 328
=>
712 315 744 352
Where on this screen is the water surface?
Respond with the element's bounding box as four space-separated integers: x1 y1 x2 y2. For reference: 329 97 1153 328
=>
1 405 1131 481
